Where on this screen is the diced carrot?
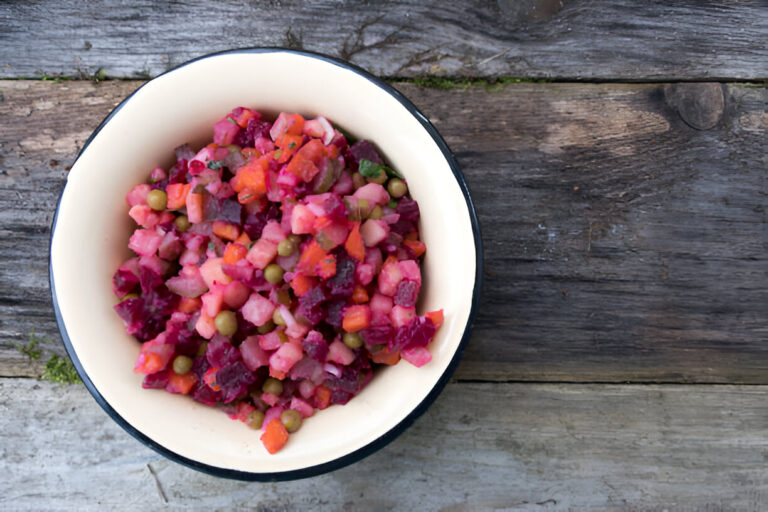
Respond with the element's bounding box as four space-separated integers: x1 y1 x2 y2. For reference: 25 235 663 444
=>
269 368 286 380
241 147 261 159
296 240 327 276
166 183 191 210
285 154 319 182
235 231 252 246
403 239 426 258
316 254 337 279
223 242 248 264
326 143 340 159
290 274 316 297
275 133 304 163
313 215 334 231
134 352 164 374
371 348 401 366
351 285 369 304
297 139 326 164
233 108 255 128
314 385 331 410
342 304 371 332
233 157 268 195
205 143 219 150
204 367 220 391
213 221 240 241
238 188 260 205
261 418 290 454
404 231 419 241
178 296 202 314
283 113 305 136
168 372 197 395
344 222 365 262
425 309 444 330
186 192 203 224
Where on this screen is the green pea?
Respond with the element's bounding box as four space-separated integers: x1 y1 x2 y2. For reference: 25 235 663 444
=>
262 377 283 396
367 171 387 185
387 178 408 199
273 309 286 326
368 205 383 220
172 355 193 375
277 238 295 257
214 310 238 336
342 332 364 349
287 234 301 246
257 320 275 334
196 342 208 357
281 409 302 433
246 410 265 430
146 189 167 211
174 215 190 232
264 264 285 284
352 172 366 190
357 198 369 211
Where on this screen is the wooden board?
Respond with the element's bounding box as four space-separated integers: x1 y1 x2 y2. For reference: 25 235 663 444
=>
2 1 768 80
1 80 766 383
3 379 768 511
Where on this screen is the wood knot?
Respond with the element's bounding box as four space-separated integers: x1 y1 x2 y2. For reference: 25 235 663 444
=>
664 83 725 130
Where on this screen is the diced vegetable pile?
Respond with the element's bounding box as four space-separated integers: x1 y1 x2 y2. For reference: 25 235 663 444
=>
112 107 443 454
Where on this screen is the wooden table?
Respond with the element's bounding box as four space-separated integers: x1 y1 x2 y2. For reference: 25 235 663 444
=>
2 1 767 509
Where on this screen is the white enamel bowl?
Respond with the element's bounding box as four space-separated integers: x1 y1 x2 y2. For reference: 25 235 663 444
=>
50 49 482 480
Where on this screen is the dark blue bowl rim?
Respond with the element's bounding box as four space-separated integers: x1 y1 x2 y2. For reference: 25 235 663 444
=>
48 47 484 482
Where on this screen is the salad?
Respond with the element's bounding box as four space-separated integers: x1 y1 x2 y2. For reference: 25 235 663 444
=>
112 107 442 454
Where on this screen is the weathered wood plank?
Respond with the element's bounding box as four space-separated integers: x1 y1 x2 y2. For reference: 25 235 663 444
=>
3 379 768 510
1 80 766 383
2 1 768 80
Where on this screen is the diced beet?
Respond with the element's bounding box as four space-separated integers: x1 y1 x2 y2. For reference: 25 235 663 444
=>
216 360 256 403
394 280 419 307
206 335 241 368
324 300 345 330
396 196 420 223
348 140 383 169
290 356 324 384
142 368 171 389
390 316 437 352
112 268 139 297
294 303 325 326
327 253 356 298
299 286 327 310
361 324 394 348
302 330 329 362
218 198 242 224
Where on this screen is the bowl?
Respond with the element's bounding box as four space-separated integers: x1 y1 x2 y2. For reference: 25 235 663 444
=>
49 48 482 480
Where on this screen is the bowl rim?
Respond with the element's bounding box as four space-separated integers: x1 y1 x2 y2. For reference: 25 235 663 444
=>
48 47 483 481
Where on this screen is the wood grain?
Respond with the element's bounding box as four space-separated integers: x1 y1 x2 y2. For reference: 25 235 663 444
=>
3 379 768 511
2 1 768 80
1 80 766 383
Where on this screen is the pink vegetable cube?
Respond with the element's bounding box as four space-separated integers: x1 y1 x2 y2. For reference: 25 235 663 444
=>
378 259 404 296
269 341 304 374
259 331 283 351
290 397 315 419
401 346 432 368
390 305 416 328
200 287 224 318
166 265 209 299
291 204 316 235
246 239 278 270
261 220 287 244
222 280 249 309
129 228 163 257
360 219 389 247
355 262 375 286
195 312 217 339
369 293 394 316
327 339 355 365
213 118 240 146
353 183 389 206
241 292 276 327
240 335 270 371
199 257 232 288
125 183 151 206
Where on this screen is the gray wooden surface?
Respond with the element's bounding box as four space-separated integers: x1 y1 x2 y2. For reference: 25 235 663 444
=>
2 1 768 80
2 1 768 510
4 379 768 511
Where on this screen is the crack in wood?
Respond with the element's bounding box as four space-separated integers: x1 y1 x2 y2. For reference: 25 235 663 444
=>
146 463 168 504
